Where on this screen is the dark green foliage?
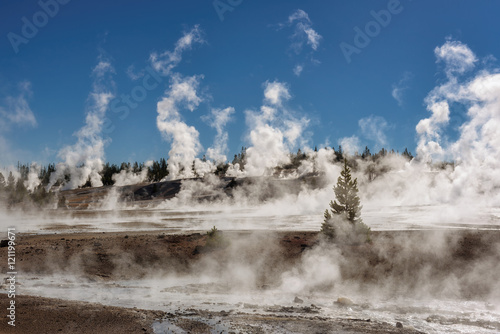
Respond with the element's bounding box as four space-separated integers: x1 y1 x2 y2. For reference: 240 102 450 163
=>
215 162 229 176
232 147 247 169
120 162 130 171
147 158 168 182
281 148 308 170
132 162 141 173
336 145 343 162
373 148 387 161
31 185 55 207
322 210 337 239
101 163 119 186
82 176 92 188
191 160 199 178
39 163 55 187
6 172 15 193
321 159 371 243
17 162 29 180
361 146 371 159
8 178 28 206
402 147 414 160
0 172 5 192
0 145 419 210
329 160 363 224
205 226 229 250
291 148 307 166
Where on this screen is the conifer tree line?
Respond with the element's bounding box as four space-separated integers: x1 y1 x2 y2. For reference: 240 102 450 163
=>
0 145 414 208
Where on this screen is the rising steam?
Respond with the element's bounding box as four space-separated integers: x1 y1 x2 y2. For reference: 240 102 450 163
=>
49 56 115 190
156 74 204 179
416 39 500 205
241 81 309 176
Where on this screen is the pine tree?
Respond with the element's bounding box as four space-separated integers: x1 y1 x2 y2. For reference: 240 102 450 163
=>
321 159 370 243
0 172 5 192
402 147 413 160
6 172 15 193
336 145 344 162
361 146 371 159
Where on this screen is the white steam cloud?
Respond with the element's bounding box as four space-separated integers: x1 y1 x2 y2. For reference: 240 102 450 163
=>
293 64 304 77
112 160 153 186
150 25 204 77
150 26 226 179
50 56 115 189
338 135 360 155
0 81 37 165
24 163 41 192
204 107 234 163
435 40 477 77
413 39 500 204
288 9 322 52
156 74 204 179
281 9 322 76
0 81 37 128
243 81 309 176
359 115 390 149
391 71 412 106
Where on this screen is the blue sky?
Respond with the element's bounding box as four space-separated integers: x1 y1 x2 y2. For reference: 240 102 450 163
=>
1 0 500 166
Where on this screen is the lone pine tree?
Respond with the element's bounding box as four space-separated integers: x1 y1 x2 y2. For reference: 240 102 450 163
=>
322 159 370 243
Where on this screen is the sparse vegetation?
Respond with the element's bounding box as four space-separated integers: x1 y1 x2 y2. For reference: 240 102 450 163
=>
0 145 416 209
205 226 229 250
321 159 371 244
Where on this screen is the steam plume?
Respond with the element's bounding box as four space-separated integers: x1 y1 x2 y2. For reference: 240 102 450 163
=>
204 107 234 163
244 81 309 176
156 74 204 179
50 56 115 189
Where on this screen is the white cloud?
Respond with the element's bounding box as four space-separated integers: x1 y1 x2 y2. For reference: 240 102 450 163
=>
434 40 477 77
126 65 145 81
150 25 204 76
391 71 412 106
51 55 116 189
288 9 310 24
92 60 114 77
416 39 500 184
149 26 220 178
416 40 478 161
279 9 322 75
359 115 390 148
204 106 235 163
156 74 204 179
288 9 322 52
302 24 322 51
0 81 37 128
0 81 38 166
239 80 309 177
293 64 304 77
284 117 309 146
245 124 289 176
263 81 291 106
339 135 361 155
